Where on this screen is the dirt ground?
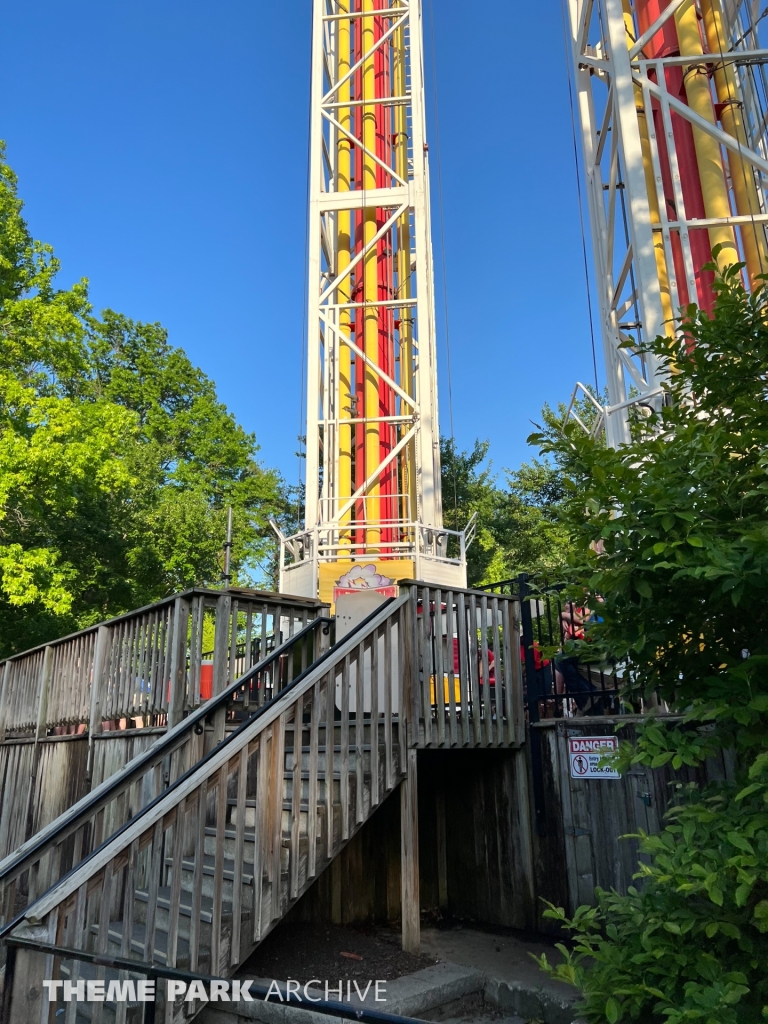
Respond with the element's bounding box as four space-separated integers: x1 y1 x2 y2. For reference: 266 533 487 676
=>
239 922 440 984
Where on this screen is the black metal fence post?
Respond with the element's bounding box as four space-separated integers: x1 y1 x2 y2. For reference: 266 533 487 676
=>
519 575 547 837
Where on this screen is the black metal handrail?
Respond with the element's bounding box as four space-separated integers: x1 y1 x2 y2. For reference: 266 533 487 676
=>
0 616 332 889
1 936 425 1024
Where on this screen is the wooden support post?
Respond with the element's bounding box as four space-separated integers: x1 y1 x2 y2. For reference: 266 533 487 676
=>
436 789 448 911
210 593 232 747
400 748 420 953
35 646 53 743
167 597 191 730
0 660 11 743
86 626 111 782
212 593 233 697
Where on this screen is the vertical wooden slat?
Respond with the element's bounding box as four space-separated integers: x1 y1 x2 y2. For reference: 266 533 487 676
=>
90 862 113 1024
300 610 309 673
324 675 335 861
131 615 143 718
166 803 185 969
445 592 457 747
491 598 504 746
259 604 269 703
511 601 525 747
500 598 516 746
189 782 207 972
289 700 302 899
210 767 227 975
86 626 111 780
143 820 164 963
252 735 268 943
0 658 12 743
230 745 248 965
418 588 432 746
270 716 286 922
63 883 87 1024
229 600 240 685
384 613 393 791
119 616 135 720
307 680 320 879
479 595 492 746
370 623 380 808
139 615 151 716
245 608 254 672
146 611 160 714
340 656 350 842
285 607 295 686
434 589 445 747
355 641 365 825
468 594 482 746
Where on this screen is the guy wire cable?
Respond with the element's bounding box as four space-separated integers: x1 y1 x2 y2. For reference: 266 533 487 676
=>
561 0 601 395
298 0 316 527
427 0 459 527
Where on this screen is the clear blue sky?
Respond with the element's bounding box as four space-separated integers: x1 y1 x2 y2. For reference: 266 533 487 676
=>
2 0 600 491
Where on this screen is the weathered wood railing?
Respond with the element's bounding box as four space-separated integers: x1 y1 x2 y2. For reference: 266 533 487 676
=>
0 588 327 863
1 595 410 1023
404 583 524 749
0 617 331 941
0 582 525 1023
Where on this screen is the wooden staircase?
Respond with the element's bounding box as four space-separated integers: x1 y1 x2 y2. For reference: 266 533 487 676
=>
0 583 523 1024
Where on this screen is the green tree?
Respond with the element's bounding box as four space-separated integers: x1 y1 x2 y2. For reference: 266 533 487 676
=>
440 438 570 586
0 144 284 656
532 262 768 1022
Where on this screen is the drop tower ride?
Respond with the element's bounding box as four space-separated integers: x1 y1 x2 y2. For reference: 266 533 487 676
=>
276 0 473 604
566 0 768 445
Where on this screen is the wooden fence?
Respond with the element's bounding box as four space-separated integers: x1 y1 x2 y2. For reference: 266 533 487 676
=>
0 588 327 863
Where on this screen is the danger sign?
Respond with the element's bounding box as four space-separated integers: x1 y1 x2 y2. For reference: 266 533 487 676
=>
569 736 620 779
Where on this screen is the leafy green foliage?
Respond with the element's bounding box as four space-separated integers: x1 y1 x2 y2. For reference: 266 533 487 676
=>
0 143 285 655
530 264 768 1021
537 757 768 1022
440 438 571 586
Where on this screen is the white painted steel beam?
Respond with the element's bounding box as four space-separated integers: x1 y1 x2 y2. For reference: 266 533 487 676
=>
566 0 768 445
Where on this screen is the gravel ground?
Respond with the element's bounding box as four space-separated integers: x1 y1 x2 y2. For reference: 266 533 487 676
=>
239 922 440 984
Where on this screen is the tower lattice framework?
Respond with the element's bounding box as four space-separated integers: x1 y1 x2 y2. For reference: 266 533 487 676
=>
567 0 768 445
277 0 473 603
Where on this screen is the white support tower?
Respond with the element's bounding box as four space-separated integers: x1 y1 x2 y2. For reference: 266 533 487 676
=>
277 0 473 604
566 0 768 446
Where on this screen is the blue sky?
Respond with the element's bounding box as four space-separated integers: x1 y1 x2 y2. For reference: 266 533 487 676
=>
2 0 600 492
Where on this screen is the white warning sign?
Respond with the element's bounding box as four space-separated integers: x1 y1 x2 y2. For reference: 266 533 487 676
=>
569 736 621 779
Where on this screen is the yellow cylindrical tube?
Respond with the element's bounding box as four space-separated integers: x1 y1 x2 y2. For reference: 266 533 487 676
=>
623 0 674 327
362 0 380 549
700 0 768 287
337 13 353 548
675 0 738 271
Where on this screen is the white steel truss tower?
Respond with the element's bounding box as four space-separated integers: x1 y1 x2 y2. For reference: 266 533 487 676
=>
276 0 473 603
566 0 768 446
